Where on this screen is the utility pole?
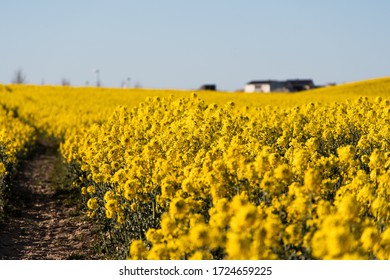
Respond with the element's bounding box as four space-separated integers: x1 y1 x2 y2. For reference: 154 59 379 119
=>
93 69 101 87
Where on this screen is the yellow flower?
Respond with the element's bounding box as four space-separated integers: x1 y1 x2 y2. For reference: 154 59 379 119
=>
189 223 209 247
81 186 88 195
188 250 213 260
105 208 114 219
274 164 291 182
87 185 96 194
0 162 7 176
87 198 98 210
169 197 188 220
129 240 146 260
146 229 164 243
360 227 378 252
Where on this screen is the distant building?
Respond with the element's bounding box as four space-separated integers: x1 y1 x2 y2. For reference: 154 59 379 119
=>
244 80 288 93
286 79 315 92
244 79 315 93
200 84 217 91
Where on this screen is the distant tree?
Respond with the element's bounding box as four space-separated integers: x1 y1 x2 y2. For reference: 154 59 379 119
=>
134 81 142 88
121 77 131 88
61 78 71 86
11 69 26 84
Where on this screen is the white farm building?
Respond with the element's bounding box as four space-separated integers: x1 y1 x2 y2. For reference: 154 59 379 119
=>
244 79 315 93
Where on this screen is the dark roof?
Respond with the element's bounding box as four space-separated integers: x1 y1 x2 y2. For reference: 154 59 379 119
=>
247 80 281 84
247 79 314 85
286 79 314 84
199 84 217 90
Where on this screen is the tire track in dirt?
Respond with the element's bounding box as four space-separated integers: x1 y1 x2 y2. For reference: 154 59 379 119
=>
0 139 101 260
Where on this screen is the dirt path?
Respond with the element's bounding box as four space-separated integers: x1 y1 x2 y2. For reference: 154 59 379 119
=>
0 140 101 260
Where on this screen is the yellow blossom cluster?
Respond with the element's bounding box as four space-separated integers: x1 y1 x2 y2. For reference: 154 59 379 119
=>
0 78 390 259
61 94 390 260
0 88 37 217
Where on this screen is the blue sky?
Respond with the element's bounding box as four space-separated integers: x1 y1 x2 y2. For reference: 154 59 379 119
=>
1 0 389 91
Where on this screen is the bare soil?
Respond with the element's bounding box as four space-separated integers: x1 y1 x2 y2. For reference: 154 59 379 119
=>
0 139 102 260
